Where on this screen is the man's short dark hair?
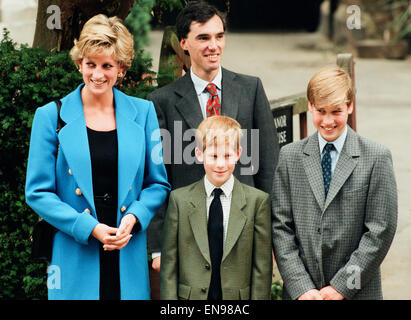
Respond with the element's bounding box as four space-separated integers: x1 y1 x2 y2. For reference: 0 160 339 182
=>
176 1 226 41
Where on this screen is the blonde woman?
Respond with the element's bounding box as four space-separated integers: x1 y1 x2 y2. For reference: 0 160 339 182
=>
25 14 170 300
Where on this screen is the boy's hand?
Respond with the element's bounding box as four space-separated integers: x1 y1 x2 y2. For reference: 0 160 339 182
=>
152 256 161 272
319 286 344 300
298 289 323 300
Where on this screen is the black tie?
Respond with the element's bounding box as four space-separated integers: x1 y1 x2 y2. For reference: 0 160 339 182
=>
321 143 335 196
207 188 224 300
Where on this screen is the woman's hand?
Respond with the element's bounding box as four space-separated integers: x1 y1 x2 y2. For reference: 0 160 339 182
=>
91 223 119 244
102 214 136 251
152 256 161 272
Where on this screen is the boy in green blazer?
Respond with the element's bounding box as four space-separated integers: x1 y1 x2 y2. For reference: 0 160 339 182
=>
160 115 272 300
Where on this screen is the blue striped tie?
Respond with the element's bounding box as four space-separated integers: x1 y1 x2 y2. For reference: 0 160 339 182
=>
322 143 335 196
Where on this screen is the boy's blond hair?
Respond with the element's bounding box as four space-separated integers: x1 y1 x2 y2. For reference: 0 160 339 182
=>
307 66 354 108
195 115 243 152
70 14 134 75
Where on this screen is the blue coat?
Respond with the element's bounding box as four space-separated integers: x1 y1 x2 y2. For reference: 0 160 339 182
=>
25 84 170 299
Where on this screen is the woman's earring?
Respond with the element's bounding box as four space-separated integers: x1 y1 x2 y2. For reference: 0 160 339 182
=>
118 72 124 78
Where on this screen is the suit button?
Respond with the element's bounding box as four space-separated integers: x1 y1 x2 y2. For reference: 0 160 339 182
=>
75 188 82 196
201 288 207 293
205 264 210 270
317 228 321 234
120 206 126 213
85 208 91 214
68 169 72 175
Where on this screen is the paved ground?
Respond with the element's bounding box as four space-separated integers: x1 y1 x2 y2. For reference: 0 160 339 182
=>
146 30 411 299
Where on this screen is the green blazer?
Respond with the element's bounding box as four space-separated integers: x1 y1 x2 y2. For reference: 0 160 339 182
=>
160 177 272 300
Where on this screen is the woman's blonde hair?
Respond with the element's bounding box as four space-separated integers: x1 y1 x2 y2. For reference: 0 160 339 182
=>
70 14 134 73
195 115 243 152
307 66 354 108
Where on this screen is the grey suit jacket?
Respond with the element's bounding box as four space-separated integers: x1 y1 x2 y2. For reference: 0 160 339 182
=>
160 177 273 300
146 68 279 252
271 127 397 300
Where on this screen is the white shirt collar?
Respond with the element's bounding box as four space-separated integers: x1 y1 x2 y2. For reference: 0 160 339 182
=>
204 174 234 198
318 125 348 154
191 66 222 96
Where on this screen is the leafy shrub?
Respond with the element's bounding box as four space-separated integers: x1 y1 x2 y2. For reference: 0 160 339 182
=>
271 280 283 300
125 0 156 52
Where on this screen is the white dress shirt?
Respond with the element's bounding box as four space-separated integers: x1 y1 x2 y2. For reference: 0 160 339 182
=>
204 174 234 243
318 125 348 177
190 66 222 119
151 174 233 260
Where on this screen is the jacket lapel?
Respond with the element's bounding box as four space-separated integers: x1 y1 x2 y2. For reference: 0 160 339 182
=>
174 73 204 129
187 177 247 264
114 88 144 210
221 68 239 120
59 85 94 212
323 127 360 212
303 133 326 212
188 179 211 264
58 85 144 216
222 178 247 262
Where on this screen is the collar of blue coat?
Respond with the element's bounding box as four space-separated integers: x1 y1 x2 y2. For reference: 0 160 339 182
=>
59 83 138 124
57 83 145 216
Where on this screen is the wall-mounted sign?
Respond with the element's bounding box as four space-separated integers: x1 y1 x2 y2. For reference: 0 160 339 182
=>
272 105 293 148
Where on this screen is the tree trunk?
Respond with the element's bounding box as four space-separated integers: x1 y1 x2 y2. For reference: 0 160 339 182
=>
33 0 134 51
32 0 60 50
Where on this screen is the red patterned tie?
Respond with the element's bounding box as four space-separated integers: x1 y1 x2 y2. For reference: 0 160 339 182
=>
205 83 221 117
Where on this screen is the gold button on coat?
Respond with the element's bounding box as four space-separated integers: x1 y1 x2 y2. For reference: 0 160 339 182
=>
120 206 126 213
85 208 91 214
68 169 72 175
75 188 82 196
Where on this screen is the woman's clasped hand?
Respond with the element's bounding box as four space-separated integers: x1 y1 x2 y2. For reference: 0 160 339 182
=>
92 214 137 251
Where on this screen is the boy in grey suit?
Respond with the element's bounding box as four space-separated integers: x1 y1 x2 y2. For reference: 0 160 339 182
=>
147 1 279 271
272 67 397 300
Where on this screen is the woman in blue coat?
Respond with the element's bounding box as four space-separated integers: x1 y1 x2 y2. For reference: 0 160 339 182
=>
25 14 170 300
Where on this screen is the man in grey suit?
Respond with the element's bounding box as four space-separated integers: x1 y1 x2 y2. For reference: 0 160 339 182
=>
147 1 279 271
272 67 397 300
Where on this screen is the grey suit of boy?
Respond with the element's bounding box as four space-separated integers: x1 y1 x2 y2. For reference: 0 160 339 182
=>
272 127 397 300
